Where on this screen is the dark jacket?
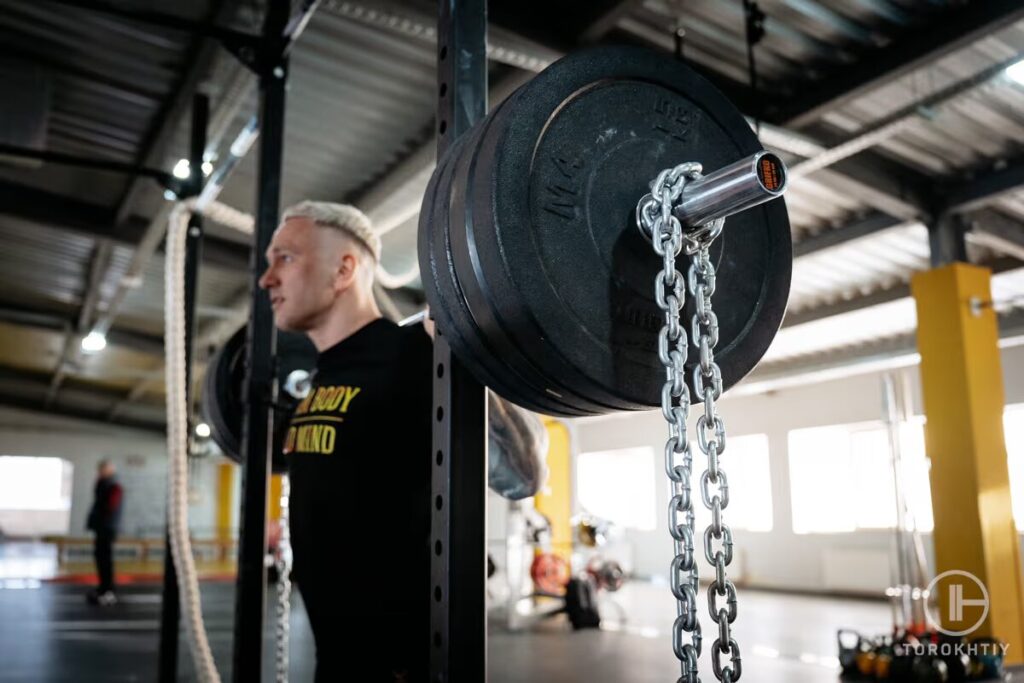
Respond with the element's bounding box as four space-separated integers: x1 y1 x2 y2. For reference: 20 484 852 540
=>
86 476 123 535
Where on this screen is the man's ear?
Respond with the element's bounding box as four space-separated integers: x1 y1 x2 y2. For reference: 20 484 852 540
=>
333 251 359 293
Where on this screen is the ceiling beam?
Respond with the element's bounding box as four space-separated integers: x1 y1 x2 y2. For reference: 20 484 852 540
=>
112 0 238 224
38 0 261 47
0 180 250 270
745 307 1024 394
968 210 1024 262
940 155 1024 215
580 0 645 43
0 366 165 432
45 239 115 407
0 302 165 356
769 0 1024 128
782 257 1023 328
782 284 910 328
793 213 908 258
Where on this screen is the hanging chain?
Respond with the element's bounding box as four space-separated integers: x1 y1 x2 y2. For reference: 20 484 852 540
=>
275 474 293 683
690 241 741 683
637 163 740 683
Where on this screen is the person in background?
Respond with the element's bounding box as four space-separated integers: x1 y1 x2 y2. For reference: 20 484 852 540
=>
86 459 123 606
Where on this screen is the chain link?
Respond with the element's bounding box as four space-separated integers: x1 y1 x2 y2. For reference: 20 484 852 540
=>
275 475 293 683
637 164 740 683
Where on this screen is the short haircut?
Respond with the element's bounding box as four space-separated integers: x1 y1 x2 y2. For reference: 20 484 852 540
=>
280 201 381 263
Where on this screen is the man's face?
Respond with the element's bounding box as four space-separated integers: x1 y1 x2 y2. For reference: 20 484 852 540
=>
259 217 337 332
99 463 115 479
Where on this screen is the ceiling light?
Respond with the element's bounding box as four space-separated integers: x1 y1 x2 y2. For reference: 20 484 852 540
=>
195 422 211 438
81 331 107 353
172 158 191 180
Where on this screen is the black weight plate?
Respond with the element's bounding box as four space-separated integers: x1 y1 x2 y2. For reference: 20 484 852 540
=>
450 81 646 412
202 331 241 459
445 90 615 415
424 113 593 416
471 46 791 409
458 88 642 413
200 327 317 472
419 125 555 416
418 93 596 416
438 93 603 415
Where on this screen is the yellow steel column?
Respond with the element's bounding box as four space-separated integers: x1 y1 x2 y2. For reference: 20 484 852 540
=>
912 262 1024 659
535 418 573 565
216 463 235 543
268 474 283 522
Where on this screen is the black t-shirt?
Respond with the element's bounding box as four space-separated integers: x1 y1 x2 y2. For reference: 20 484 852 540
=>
283 317 433 614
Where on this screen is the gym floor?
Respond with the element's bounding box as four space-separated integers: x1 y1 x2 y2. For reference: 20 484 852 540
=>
0 579 889 682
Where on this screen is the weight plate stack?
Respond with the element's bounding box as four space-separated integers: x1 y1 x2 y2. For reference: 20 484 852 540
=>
419 45 792 416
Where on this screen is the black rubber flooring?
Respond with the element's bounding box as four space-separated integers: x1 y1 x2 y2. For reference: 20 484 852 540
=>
0 581 315 682
5 579 992 683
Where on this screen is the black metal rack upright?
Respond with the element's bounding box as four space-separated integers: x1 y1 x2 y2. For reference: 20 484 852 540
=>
430 2 489 681
230 1 292 680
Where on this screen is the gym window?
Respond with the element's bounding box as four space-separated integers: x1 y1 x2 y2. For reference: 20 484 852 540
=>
576 447 657 531
1004 404 1024 529
690 433 774 533
0 456 74 537
788 421 933 534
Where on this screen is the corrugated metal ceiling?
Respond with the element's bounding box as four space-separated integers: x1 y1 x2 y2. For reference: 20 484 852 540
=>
214 7 439 213
0 0 1023 424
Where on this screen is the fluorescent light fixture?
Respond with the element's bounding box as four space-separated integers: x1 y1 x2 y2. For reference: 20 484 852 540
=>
172 158 191 180
81 331 107 353
195 422 211 438
1007 59 1024 86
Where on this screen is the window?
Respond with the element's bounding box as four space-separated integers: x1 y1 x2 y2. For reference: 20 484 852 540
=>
789 426 856 534
0 457 72 511
690 434 774 533
1004 405 1024 529
576 447 657 531
0 456 74 537
788 422 932 534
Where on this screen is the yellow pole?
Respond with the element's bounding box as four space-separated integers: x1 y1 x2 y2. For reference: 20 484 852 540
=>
216 463 235 543
535 418 573 565
269 474 283 522
912 263 1024 660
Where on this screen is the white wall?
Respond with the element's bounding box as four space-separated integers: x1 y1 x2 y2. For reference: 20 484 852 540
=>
569 343 1024 595
0 407 224 539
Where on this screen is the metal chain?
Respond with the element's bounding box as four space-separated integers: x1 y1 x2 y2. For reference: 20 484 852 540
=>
638 163 702 683
636 164 740 683
275 474 293 683
690 243 741 683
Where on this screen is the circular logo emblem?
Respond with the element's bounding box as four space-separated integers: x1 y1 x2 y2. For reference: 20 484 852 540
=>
924 570 990 637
